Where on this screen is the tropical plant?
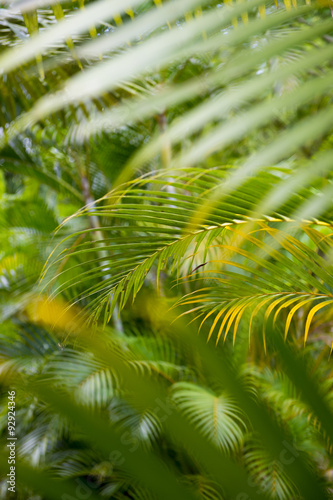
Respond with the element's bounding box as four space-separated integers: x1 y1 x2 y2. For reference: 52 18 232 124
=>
0 0 333 498
0 316 333 499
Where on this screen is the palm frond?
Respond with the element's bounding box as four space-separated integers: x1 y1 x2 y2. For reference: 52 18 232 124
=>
243 437 298 500
171 382 246 454
41 167 333 346
1 0 328 151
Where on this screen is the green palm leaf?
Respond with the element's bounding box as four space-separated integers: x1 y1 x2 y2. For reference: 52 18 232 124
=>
41 168 333 342
171 382 246 453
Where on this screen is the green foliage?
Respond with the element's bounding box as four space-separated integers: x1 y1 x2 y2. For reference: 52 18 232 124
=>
0 321 332 499
0 0 333 498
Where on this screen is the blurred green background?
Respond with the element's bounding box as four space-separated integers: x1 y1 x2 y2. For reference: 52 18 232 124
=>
0 0 333 498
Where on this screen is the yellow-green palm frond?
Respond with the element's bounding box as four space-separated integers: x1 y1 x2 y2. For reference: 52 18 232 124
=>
41 166 333 347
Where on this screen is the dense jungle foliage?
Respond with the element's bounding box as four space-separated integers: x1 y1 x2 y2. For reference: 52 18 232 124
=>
0 0 333 498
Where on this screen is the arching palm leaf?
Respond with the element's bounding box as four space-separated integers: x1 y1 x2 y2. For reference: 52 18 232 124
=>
40 167 333 350
171 382 246 454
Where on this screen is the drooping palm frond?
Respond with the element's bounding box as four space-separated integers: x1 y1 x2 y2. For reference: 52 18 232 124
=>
40 166 333 350
1 303 333 499
1 1 332 344
3 319 332 500
45 347 117 408
1 1 333 499
0 0 331 153
242 437 298 500
176 223 333 347
171 381 246 454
